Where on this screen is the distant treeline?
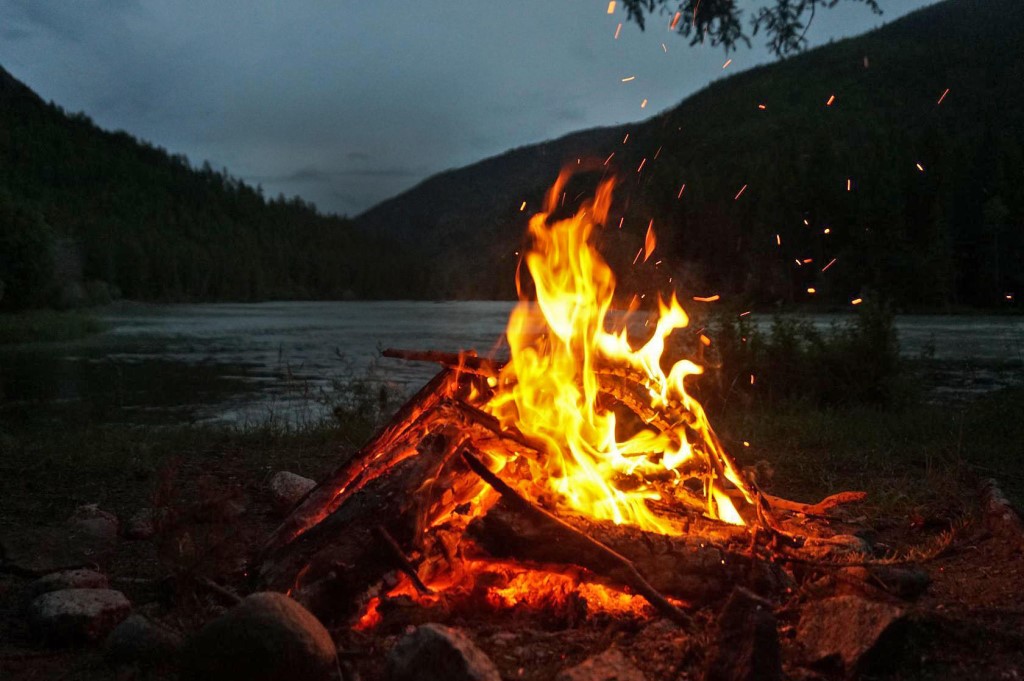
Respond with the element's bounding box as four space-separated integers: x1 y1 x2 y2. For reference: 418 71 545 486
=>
0 66 431 311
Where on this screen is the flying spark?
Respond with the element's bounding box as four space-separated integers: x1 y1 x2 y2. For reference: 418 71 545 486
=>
937 88 950 105
621 76 636 82
640 98 648 109
692 294 720 303
519 201 526 211
614 22 622 39
677 184 686 198
722 59 732 69
826 94 836 106
851 298 863 305
822 258 837 272
607 1 616 14
734 184 748 200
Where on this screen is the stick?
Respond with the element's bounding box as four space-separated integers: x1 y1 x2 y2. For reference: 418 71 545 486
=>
460 447 695 630
382 349 502 376
762 491 868 517
372 525 433 595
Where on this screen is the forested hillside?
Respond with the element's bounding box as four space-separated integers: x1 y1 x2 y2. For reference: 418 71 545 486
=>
0 66 430 310
357 0 1024 309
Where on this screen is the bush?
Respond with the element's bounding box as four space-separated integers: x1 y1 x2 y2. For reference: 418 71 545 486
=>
704 297 903 409
0 195 55 310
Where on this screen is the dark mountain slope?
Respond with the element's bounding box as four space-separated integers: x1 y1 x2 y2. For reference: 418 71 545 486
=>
0 66 429 308
356 0 1024 308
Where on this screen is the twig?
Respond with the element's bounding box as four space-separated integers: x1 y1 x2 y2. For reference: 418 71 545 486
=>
382 348 502 376
372 525 433 595
196 576 243 606
763 491 868 517
460 447 694 631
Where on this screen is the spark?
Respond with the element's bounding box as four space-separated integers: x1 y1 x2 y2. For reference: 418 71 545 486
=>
677 183 686 198
607 1 616 14
618 217 624 229
795 259 802 266
739 311 751 317
1006 294 1015 301
661 43 668 53
670 11 682 29
653 145 662 160
846 178 852 191
775 234 781 246
734 184 748 200
916 163 925 172
826 94 836 106
604 152 615 165
614 22 622 39
632 247 643 265
803 219 810 226
807 287 816 294
700 334 712 346
937 87 950 105
851 298 863 305
519 201 526 211
637 158 646 172
621 75 636 82
758 103 766 110
803 258 813 264
692 294 720 303
640 98 648 109
823 228 831 235
722 59 732 69
743 441 750 447
622 133 630 144
822 258 837 272
750 374 756 385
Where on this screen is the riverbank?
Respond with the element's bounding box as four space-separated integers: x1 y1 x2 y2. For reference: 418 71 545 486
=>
0 308 106 345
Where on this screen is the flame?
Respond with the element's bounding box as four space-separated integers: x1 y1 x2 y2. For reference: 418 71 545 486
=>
484 169 748 533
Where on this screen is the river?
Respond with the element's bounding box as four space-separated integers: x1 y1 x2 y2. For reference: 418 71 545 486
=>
1 301 1021 426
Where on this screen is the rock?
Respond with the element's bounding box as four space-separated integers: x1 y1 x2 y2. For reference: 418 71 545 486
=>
29 588 132 644
387 623 501 681
124 508 159 540
797 595 907 674
29 569 109 598
105 614 183 667
68 503 119 540
268 471 317 514
839 566 931 600
181 591 336 681
557 646 647 681
704 588 781 681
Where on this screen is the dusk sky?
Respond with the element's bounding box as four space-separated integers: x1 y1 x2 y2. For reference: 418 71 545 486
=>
1 0 936 217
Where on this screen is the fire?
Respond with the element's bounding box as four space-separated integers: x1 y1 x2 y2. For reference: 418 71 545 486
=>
482 169 749 534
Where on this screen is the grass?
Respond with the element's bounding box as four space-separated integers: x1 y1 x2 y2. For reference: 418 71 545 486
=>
0 308 106 344
716 385 1024 518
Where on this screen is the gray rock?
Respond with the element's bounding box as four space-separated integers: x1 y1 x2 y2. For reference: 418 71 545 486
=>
387 623 500 681
29 569 109 598
124 508 159 540
29 588 132 644
704 587 781 681
798 595 907 674
181 591 336 681
105 614 183 667
66 504 119 561
557 646 647 681
268 471 316 514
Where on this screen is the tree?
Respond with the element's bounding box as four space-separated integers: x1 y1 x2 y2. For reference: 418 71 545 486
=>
620 0 882 56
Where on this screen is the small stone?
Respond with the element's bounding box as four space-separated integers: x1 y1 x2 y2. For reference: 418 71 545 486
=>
124 508 159 540
797 595 907 674
105 614 183 667
557 646 647 681
387 623 500 681
268 471 317 514
68 504 119 540
29 588 132 644
704 588 781 681
29 569 109 598
839 566 931 600
181 591 336 681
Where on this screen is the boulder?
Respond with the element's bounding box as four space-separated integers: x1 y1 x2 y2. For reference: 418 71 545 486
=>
556 646 647 681
797 595 907 674
29 569 109 598
268 471 317 514
181 591 336 681
387 623 500 681
124 508 159 540
105 614 183 667
29 588 131 644
704 588 781 681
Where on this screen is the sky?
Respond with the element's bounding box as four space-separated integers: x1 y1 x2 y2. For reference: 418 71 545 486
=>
0 0 937 217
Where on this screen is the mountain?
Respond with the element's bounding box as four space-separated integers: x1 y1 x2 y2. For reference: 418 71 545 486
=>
355 0 1024 309
0 66 430 310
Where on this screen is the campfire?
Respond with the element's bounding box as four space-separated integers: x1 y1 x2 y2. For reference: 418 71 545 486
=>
256 168 866 629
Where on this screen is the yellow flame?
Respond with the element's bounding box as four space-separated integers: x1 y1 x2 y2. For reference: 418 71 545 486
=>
485 170 747 533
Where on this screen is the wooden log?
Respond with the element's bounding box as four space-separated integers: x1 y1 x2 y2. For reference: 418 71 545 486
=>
260 369 456 556
467 496 791 608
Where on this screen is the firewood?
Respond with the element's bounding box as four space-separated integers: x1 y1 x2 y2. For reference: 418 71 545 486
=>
382 348 500 376
461 448 703 629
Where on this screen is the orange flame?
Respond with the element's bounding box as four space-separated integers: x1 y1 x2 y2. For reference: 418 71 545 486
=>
484 169 747 533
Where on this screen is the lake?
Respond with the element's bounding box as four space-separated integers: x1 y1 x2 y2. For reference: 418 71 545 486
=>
1 301 1021 426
